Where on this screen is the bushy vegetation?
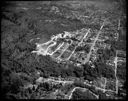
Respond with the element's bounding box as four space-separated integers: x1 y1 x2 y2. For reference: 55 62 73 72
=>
1 1 125 99
72 89 97 99
117 62 126 81
1 1 88 99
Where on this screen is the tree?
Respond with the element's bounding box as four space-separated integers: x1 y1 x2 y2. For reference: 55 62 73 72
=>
9 73 23 94
95 62 115 79
73 80 85 88
72 89 97 99
73 66 83 77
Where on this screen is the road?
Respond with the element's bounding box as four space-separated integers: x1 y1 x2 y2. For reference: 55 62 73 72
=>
36 76 117 99
50 42 64 55
56 40 73 60
67 86 99 99
114 50 119 94
31 37 56 55
68 87 81 99
65 28 90 61
84 20 106 64
45 41 57 55
118 19 120 30
32 32 67 56
32 18 119 97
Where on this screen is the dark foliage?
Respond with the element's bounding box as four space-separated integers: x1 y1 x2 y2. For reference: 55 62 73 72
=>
1 1 125 99
73 80 85 88
83 64 99 81
94 62 115 79
117 63 126 80
73 66 84 77
72 89 97 99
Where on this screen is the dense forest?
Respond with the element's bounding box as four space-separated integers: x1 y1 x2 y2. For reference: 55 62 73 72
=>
1 1 126 99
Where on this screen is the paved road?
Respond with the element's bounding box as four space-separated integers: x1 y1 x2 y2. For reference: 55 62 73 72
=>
84 20 106 64
56 40 73 60
114 50 119 94
36 76 116 99
65 28 90 61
